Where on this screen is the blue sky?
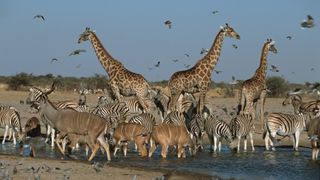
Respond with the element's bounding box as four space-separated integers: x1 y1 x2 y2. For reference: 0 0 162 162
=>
0 0 319 84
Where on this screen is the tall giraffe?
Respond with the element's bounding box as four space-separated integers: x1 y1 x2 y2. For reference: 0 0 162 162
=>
78 27 151 111
168 24 240 114
237 39 277 130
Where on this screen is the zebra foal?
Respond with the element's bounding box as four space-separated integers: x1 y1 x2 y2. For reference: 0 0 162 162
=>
0 106 23 144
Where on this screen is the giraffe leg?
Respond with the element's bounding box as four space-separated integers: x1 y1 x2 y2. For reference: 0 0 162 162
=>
260 90 267 130
198 92 206 115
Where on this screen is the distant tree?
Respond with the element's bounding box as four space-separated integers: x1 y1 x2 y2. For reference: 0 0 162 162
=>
266 76 290 97
7 72 31 90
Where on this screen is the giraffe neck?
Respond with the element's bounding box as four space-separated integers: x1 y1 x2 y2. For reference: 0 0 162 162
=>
196 29 225 72
88 32 123 77
254 43 269 81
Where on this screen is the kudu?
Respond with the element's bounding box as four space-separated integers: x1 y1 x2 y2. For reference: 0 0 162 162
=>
113 122 149 157
307 116 320 160
148 123 195 158
28 82 112 161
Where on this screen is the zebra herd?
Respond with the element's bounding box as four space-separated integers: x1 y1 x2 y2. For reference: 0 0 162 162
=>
0 84 320 161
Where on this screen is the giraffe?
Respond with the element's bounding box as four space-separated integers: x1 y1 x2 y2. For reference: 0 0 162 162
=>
168 23 240 114
78 27 151 112
237 39 277 130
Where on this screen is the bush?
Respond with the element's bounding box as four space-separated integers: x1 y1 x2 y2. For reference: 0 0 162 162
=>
266 76 290 97
7 72 31 90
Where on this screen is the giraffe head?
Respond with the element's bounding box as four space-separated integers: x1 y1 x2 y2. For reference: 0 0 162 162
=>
78 27 93 43
220 23 240 40
266 39 277 54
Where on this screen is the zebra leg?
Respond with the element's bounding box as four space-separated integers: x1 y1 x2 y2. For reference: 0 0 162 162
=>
293 131 300 151
218 139 222 152
2 125 9 144
45 125 51 143
51 128 55 147
264 131 270 150
12 129 17 145
249 132 255 151
269 132 277 151
237 137 241 153
213 136 218 152
244 137 248 152
7 128 12 140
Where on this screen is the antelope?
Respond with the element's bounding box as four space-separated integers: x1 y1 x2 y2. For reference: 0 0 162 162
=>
113 122 149 157
307 116 320 160
28 82 112 161
148 123 195 158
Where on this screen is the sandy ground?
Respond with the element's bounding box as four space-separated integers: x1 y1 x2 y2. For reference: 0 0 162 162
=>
0 90 314 179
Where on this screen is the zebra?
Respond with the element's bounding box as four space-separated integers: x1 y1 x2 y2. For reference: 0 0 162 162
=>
204 114 233 152
282 94 320 117
229 113 255 152
264 112 307 151
187 114 206 151
128 113 156 135
0 106 22 145
163 111 186 127
90 101 130 124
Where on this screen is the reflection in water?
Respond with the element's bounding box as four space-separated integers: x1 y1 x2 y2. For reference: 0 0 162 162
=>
1 140 320 180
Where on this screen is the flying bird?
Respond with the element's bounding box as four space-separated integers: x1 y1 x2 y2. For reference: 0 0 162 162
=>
200 48 209 54
232 44 238 49
164 20 172 29
184 53 190 58
69 49 86 56
75 64 82 68
289 88 303 95
172 59 179 63
311 67 315 71
33 14 45 21
286 36 292 40
270 65 279 72
229 76 239 85
184 64 191 68
154 61 160 67
214 70 223 74
212 10 219 14
50 58 58 64
301 15 315 29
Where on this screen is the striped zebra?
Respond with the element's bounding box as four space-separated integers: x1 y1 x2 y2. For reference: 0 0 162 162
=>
0 106 22 145
187 114 206 151
282 94 320 117
264 112 306 151
204 114 232 152
229 113 255 152
128 113 156 135
90 102 130 125
163 111 186 127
